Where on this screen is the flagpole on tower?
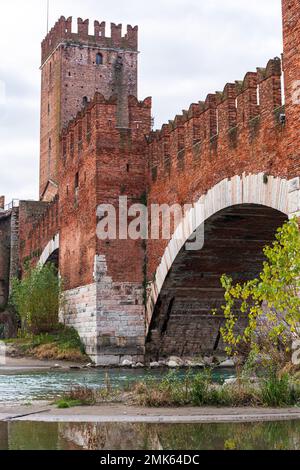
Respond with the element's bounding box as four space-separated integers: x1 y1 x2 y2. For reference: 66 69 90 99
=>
47 0 50 33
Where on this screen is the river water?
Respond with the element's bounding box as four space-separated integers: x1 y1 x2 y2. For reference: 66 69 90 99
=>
1 368 300 450
0 368 235 403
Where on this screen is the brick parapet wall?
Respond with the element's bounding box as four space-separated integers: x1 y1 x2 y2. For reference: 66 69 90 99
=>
145 57 293 279
19 198 59 270
147 57 284 185
282 0 300 175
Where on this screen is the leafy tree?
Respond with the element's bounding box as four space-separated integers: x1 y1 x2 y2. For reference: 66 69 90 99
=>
11 263 62 334
217 217 300 365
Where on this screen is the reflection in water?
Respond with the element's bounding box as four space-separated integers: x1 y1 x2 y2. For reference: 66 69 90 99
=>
0 420 300 450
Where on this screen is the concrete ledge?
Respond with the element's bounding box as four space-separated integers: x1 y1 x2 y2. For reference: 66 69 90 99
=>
3 405 300 424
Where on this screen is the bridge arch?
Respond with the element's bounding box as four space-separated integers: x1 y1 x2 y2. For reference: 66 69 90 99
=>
38 233 59 268
146 173 296 359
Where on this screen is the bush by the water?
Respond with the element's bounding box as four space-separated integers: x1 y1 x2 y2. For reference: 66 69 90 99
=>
54 368 300 408
11 263 61 334
6 325 87 362
129 370 300 408
132 371 248 407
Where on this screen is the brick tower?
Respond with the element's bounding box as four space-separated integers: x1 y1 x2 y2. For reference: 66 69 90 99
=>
40 16 138 201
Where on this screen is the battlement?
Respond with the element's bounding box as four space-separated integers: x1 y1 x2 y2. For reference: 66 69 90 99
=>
41 16 138 64
148 57 284 180
150 57 282 142
60 92 151 160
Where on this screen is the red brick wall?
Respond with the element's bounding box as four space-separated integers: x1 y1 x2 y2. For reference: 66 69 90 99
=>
0 213 11 305
146 58 290 280
19 199 59 273
59 93 152 290
282 0 300 175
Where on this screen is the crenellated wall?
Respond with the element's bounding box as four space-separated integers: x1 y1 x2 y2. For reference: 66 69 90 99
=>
146 57 290 280
18 198 59 272
41 16 138 65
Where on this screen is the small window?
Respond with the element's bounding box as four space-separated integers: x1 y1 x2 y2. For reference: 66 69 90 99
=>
62 139 67 157
75 172 79 189
48 138 52 173
82 96 88 107
96 53 103 65
75 172 79 206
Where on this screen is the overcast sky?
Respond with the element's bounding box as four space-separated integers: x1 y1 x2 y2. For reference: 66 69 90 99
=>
0 0 283 204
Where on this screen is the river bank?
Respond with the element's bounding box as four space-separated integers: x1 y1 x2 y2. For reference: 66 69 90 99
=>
0 356 87 371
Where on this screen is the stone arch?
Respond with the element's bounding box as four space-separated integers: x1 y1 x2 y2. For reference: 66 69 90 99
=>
146 173 297 332
38 233 59 268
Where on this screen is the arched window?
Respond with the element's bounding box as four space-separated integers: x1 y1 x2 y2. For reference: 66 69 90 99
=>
96 53 103 65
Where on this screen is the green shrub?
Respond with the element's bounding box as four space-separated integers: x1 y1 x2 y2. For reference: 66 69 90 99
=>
10 263 62 334
261 371 292 407
216 218 300 369
190 371 211 405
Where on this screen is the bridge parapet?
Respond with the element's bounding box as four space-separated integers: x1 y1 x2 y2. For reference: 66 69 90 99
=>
148 57 285 186
19 196 59 270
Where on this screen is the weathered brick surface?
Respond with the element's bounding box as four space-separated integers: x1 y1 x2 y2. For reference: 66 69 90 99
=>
40 16 138 200
58 94 150 360
6 1 300 363
146 57 288 281
18 199 59 273
0 212 11 306
282 0 300 174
